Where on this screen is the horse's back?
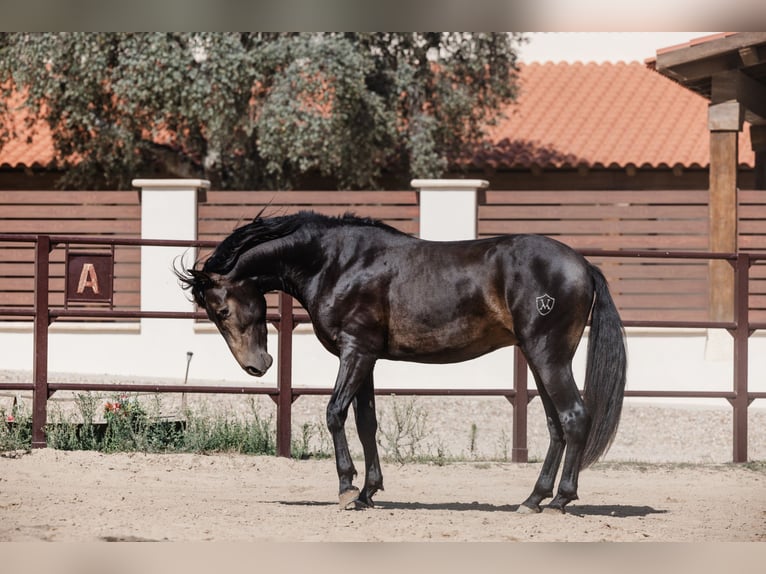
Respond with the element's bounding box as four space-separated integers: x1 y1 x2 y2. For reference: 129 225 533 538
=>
372 233 593 363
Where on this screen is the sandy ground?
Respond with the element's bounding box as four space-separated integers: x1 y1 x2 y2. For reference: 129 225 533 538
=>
2 370 766 542
1 449 765 542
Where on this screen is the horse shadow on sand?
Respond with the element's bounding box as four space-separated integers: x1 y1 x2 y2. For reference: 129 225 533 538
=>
277 500 666 518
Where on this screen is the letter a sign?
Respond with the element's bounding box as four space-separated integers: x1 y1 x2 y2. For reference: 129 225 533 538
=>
66 252 114 304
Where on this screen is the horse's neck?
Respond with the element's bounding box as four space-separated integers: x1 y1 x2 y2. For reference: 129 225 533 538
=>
231 232 316 300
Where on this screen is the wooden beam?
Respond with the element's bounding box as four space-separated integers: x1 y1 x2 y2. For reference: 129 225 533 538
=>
752 125 766 189
708 101 743 132
738 46 761 67
709 130 738 322
756 151 766 191
655 33 766 77
711 70 766 122
750 124 766 151
657 55 740 87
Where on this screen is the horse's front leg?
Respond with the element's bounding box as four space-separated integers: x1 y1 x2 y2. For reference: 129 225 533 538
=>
352 372 383 507
326 351 376 509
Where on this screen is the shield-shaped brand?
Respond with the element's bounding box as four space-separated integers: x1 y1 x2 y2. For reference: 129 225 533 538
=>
536 293 555 316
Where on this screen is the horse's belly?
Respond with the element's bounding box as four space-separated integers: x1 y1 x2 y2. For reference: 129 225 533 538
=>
385 322 517 363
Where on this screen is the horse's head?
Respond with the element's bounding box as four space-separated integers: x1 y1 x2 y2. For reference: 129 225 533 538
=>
181 269 273 377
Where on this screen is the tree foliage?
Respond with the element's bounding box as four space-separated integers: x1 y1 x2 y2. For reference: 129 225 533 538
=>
0 32 523 190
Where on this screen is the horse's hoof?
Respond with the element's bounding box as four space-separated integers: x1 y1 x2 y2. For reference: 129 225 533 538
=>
543 505 566 515
339 487 361 510
516 503 541 514
356 495 375 509
548 494 573 514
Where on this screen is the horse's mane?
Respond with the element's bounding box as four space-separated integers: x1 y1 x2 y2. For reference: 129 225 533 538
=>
206 211 396 275
175 210 397 304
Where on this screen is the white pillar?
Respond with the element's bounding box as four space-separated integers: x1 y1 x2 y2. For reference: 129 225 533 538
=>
411 179 488 241
132 179 210 316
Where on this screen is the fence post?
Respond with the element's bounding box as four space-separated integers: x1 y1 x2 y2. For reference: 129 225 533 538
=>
731 252 751 462
31 235 50 448
411 179 489 241
512 347 529 462
276 292 294 457
132 179 210 320
708 102 741 324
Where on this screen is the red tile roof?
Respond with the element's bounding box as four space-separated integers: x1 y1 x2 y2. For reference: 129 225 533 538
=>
0 61 756 171
473 61 754 170
0 91 56 168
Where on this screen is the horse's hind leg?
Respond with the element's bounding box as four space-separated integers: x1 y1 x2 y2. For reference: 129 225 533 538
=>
520 349 588 513
547 386 588 513
352 373 383 507
518 384 565 514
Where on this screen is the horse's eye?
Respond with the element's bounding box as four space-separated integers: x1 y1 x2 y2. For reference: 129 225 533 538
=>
217 308 230 321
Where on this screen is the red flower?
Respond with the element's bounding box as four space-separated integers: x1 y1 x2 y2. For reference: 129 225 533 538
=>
5 414 14 423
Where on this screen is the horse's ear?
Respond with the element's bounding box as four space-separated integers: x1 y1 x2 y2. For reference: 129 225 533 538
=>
174 259 201 288
188 270 212 308
187 268 208 281
173 260 212 307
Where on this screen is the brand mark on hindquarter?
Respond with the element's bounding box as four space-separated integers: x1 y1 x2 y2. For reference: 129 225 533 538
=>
536 293 555 316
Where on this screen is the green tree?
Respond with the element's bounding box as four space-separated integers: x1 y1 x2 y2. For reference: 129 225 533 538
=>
0 32 523 190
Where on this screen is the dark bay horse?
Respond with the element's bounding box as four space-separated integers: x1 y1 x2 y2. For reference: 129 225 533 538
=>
177 211 627 513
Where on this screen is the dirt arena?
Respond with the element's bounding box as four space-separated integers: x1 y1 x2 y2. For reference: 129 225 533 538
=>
1 446 764 542
2 378 766 543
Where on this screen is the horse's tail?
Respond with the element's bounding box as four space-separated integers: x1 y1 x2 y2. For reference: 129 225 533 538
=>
581 264 627 469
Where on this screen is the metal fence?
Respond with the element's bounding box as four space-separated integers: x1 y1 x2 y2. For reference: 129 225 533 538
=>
1 233 764 462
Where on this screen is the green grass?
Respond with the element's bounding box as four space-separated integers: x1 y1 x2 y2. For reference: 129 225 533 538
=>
1 394 494 464
0 394 521 463
7 394 761 469
1 392 331 459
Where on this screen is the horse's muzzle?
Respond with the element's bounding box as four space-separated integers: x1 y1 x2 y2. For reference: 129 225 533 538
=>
244 353 273 377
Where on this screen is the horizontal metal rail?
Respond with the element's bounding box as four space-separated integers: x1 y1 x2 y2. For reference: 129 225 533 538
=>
0 307 35 317
46 308 313 323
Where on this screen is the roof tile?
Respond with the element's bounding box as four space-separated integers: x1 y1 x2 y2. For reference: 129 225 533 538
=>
474 61 754 169
0 91 56 168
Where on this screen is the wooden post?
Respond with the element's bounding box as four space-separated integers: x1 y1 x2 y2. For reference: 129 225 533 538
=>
708 101 742 323
750 124 766 191
730 253 750 462
276 292 294 457
31 235 50 448
511 347 529 463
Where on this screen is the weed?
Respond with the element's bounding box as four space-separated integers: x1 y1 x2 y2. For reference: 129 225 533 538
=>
0 398 31 451
377 395 429 463
181 399 276 455
496 427 510 462
469 423 478 457
46 402 81 450
741 460 766 473
291 421 331 459
75 392 99 450
102 393 149 452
